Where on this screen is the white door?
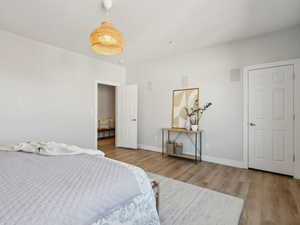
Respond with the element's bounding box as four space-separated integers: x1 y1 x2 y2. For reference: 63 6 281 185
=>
116 85 138 149
248 65 294 175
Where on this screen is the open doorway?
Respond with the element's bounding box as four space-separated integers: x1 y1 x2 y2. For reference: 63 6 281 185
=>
97 83 116 150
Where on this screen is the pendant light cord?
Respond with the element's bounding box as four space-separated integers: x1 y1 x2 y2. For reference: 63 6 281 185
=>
102 0 112 21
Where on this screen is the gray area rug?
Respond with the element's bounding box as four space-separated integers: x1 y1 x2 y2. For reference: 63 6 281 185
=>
148 173 244 225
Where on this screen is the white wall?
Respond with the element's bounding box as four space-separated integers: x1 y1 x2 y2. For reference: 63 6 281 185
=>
295 61 300 179
98 84 115 121
127 25 300 169
0 30 126 149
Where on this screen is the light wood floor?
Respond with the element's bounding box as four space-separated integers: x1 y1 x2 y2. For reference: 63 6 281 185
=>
99 139 300 225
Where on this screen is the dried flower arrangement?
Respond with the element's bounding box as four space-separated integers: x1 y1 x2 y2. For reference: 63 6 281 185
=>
185 100 212 128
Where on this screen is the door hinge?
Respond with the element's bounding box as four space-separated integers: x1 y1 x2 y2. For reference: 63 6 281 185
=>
293 113 296 121
293 72 296 80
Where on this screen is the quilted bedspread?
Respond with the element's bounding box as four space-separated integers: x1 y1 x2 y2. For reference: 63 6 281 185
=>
0 151 160 225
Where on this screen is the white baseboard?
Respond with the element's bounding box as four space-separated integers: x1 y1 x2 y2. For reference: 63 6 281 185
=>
201 155 246 168
138 144 161 152
138 144 246 169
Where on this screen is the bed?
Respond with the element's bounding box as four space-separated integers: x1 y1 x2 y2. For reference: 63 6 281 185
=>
0 150 160 225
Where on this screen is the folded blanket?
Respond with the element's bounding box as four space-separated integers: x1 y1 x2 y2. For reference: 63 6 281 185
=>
0 141 105 157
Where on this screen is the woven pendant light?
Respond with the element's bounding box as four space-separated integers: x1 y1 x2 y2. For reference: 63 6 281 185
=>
90 0 123 55
90 21 123 55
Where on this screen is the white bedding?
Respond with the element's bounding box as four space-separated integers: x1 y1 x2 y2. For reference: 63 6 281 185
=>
0 147 160 225
93 160 161 225
1 141 105 156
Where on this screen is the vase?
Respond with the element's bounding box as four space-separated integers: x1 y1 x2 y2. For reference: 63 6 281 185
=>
191 125 198 131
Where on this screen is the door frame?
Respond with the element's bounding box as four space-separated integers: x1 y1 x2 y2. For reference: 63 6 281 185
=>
243 59 298 175
95 80 121 149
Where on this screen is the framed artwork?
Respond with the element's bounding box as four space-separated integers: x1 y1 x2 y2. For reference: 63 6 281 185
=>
172 88 199 128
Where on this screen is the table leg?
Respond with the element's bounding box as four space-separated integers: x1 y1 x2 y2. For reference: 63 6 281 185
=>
161 130 164 158
199 132 202 162
195 133 197 164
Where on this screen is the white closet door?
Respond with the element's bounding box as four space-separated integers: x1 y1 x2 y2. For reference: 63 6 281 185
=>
248 65 294 175
116 85 138 149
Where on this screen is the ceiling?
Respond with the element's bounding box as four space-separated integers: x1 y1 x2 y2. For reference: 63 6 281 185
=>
1 0 300 65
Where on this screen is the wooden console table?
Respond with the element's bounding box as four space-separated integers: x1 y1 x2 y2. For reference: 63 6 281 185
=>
161 128 203 163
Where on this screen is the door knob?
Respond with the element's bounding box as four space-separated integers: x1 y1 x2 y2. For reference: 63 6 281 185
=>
131 119 137 121
250 122 256 126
